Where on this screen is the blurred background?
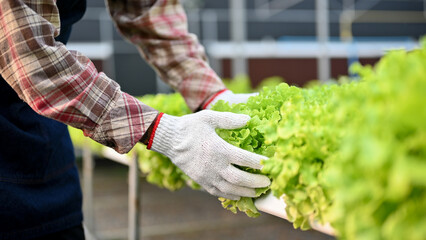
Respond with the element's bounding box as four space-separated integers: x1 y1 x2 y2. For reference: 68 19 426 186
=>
69 1 426 239
68 0 426 95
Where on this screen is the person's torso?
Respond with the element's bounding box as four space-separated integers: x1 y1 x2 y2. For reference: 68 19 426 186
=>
0 0 87 238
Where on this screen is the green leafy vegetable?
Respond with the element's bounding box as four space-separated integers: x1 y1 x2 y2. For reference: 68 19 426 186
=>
69 38 426 240
213 38 426 239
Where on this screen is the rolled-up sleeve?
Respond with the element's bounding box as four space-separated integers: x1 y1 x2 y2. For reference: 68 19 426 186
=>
0 0 158 153
106 0 226 111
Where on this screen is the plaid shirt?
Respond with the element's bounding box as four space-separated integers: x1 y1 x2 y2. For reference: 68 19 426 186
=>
0 0 225 153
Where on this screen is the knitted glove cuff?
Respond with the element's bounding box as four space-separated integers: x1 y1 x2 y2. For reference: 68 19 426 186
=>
148 113 180 158
202 89 229 109
203 90 259 110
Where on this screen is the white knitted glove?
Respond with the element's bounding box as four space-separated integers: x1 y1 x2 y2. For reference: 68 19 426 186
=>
149 110 271 200
203 89 258 110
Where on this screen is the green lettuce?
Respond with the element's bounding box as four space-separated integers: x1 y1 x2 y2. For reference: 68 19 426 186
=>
68 38 426 240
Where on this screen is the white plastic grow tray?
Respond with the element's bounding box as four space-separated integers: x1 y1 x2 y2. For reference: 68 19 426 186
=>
254 192 335 236
93 148 335 237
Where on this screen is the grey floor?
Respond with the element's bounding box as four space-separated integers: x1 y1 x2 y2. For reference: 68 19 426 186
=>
80 158 335 240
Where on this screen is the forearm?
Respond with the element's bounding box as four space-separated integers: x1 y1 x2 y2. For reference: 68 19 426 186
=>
0 0 157 153
106 0 226 111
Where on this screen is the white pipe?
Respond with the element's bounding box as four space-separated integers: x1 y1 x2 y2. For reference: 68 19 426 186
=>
201 10 219 44
83 141 95 235
128 153 141 240
230 0 247 77
316 0 330 82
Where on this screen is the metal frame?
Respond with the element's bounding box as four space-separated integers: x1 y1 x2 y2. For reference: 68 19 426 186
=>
189 1 425 81
230 0 248 77
206 40 419 59
316 0 330 83
82 147 141 240
82 143 95 234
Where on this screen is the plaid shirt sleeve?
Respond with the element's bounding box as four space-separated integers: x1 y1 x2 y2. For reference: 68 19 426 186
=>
106 0 226 111
0 0 158 154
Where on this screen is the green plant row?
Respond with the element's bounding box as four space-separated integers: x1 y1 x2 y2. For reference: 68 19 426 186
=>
213 39 426 240
68 39 426 240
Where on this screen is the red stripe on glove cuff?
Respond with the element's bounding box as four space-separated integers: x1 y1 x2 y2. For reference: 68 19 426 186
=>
202 89 228 109
147 112 164 150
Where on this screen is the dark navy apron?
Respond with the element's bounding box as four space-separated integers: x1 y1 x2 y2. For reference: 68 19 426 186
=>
0 0 87 239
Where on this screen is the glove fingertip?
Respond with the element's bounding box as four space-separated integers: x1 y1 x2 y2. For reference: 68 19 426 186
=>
247 189 257 198
233 114 251 127
232 149 268 170
232 113 251 129
256 175 271 188
210 111 251 129
222 194 241 201
263 176 272 187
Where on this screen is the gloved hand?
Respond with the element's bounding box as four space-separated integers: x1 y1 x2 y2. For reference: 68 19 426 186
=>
148 110 271 200
203 89 258 110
